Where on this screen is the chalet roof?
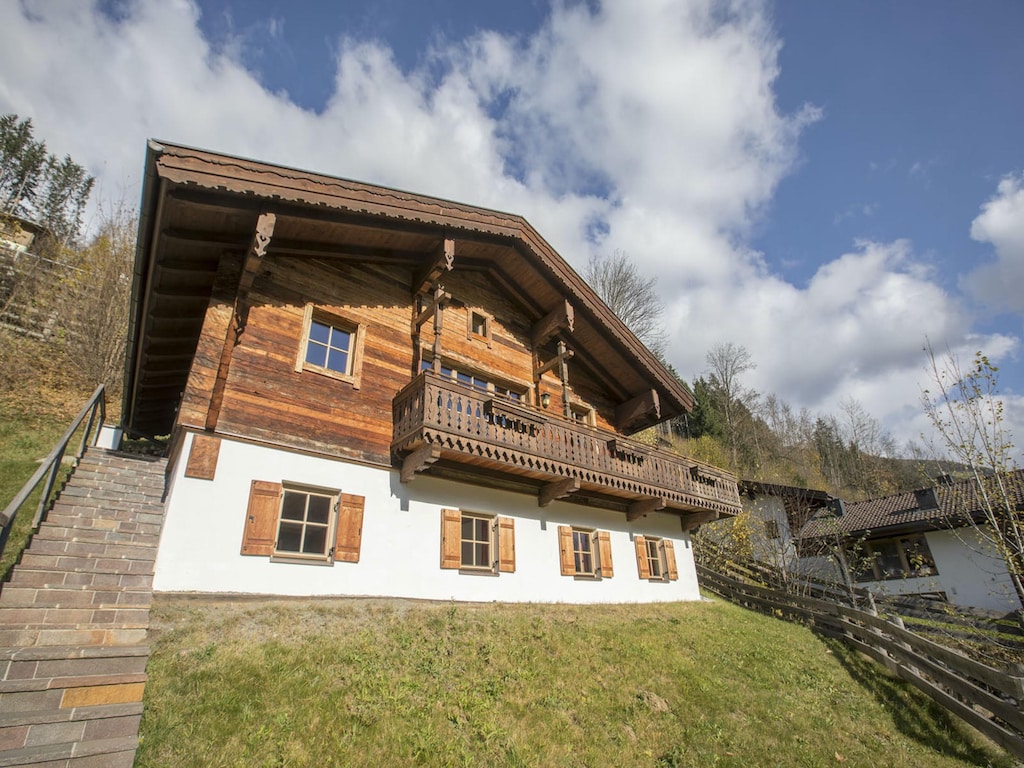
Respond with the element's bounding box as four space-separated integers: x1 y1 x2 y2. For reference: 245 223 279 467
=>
739 480 832 505
124 140 693 436
798 470 1024 540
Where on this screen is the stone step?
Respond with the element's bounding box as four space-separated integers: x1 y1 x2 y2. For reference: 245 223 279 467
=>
0 734 139 767
0 606 150 630
41 512 163 538
6 569 152 591
0 703 143 766
0 586 151 609
30 525 161 548
21 538 158 562
15 553 156 577
0 646 150 684
0 628 148 649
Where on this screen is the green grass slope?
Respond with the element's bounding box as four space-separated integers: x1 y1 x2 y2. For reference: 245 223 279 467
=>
137 596 1010 768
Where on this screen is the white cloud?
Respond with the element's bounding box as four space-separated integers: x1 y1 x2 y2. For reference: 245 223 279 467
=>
0 0 1016 457
963 173 1024 316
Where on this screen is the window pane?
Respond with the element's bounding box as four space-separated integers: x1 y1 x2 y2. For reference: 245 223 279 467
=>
457 371 472 385
307 495 331 524
461 541 473 565
277 522 302 552
330 328 351 352
475 543 489 567
281 491 305 521
474 518 490 541
327 348 349 374
309 321 331 344
873 541 903 579
303 526 327 555
462 518 474 539
441 366 453 378
578 551 592 573
305 341 327 368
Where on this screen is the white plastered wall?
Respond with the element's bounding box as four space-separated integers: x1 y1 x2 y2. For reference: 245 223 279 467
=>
843 528 1021 614
152 433 701 604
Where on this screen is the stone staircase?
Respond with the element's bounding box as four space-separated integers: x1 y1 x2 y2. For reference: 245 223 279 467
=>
0 448 167 767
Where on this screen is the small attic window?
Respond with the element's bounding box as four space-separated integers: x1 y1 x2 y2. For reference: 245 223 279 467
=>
914 488 939 511
466 309 492 347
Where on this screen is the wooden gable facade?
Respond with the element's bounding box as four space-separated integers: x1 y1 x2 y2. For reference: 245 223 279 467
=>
125 141 741 535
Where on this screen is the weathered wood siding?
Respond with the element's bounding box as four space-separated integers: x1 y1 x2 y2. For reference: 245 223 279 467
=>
178 254 624 466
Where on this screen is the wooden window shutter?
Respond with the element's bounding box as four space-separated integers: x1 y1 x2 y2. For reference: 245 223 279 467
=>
498 516 516 573
664 539 679 581
241 480 281 556
596 530 614 578
440 508 462 569
634 535 650 579
333 493 365 563
557 525 575 576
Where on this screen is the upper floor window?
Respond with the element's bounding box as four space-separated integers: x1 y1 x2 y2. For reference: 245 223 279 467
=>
421 359 523 401
467 308 492 347
296 303 366 388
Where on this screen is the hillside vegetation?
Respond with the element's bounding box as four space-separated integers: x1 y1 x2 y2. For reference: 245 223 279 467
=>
135 596 1009 768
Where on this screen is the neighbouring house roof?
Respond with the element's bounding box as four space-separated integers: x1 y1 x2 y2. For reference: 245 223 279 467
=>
124 140 693 437
739 480 834 538
799 470 1024 541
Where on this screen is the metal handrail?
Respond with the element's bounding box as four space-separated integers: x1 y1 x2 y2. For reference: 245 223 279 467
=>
0 384 106 558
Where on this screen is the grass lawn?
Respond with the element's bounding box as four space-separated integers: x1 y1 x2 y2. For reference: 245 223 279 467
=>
137 596 1012 768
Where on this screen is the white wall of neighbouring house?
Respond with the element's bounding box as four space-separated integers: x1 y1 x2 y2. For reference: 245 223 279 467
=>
152 432 701 604
842 528 1021 614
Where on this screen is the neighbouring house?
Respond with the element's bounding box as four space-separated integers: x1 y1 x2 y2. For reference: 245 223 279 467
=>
732 481 833 571
798 471 1024 613
123 140 743 604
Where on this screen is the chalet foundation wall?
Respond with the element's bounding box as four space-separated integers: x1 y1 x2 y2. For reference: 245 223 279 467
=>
153 432 701 604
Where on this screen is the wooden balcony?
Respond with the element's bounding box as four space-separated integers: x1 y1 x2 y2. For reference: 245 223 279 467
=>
392 372 742 528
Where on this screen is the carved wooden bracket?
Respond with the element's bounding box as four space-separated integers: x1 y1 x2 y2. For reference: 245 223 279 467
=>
400 444 442 483
680 510 717 532
234 211 276 339
539 477 580 507
615 389 660 431
627 497 666 521
531 300 575 347
413 238 455 297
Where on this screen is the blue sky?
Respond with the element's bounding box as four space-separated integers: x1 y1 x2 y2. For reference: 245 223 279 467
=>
2 0 1022 460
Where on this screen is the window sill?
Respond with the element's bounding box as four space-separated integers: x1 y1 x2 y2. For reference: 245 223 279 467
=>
457 567 500 577
301 363 360 388
270 554 334 567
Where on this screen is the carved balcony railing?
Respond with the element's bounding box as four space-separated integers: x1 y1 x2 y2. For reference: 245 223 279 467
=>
392 372 742 524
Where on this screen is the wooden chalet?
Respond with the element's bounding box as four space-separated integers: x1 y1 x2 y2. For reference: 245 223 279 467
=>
124 140 742 603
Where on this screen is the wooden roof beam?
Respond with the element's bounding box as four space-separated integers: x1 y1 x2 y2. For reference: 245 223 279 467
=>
534 347 574 379
531 299 575 348
413 237 455 297
680 510 718 532
615 389 660 432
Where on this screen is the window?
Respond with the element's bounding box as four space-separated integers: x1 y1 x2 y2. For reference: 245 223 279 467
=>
421 359 523 401
850 535 937 582
763 519 780 540
296 303 366 388
466 308 492 346
633 535 679 581
240 480 365 564
440 508 515 573
558 526 614 578
570 404 595 427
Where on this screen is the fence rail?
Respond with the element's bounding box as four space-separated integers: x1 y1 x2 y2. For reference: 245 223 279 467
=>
698 563 1024 759
0 384 106 560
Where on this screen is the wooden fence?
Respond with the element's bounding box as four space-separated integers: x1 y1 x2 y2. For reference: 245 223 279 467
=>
697 563 1024 759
